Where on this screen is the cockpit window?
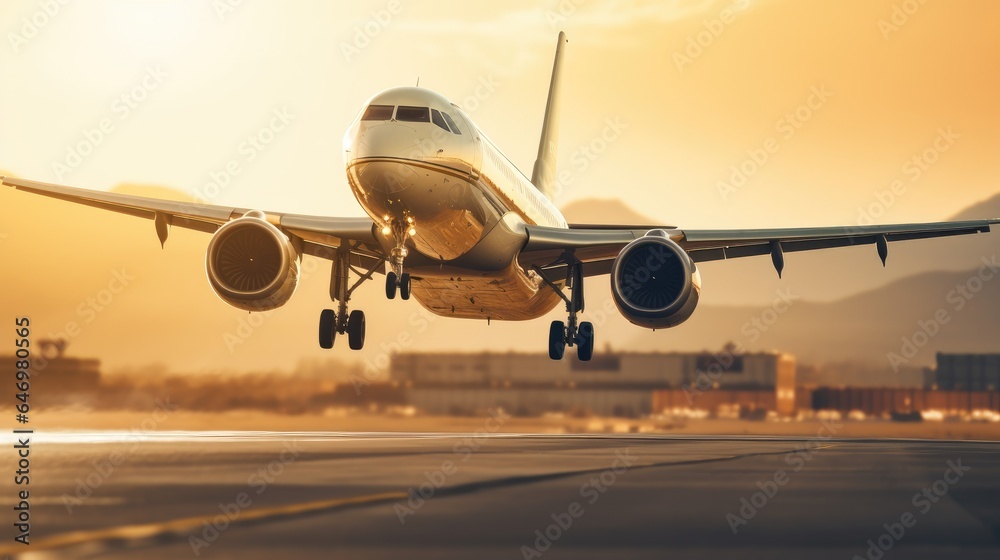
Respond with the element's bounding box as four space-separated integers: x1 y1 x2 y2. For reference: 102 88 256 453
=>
362 105 394 120
431 109 450 132
396 106 430 123
441 112 462 135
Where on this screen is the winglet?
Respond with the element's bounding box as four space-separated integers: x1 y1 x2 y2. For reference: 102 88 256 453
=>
530 31 568 201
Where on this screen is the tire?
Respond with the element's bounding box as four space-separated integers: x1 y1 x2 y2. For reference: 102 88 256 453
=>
548 320 566 360
319 309 336 349
577 321 595 362
400 272 411 300
348 310 366 350
385 272 398 299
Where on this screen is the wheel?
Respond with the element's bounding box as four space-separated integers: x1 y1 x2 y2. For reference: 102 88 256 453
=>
548 320 566 360
348 310 366 350
385 272 398 299
577 321 595 362
400 272 411 300
319 309 336 349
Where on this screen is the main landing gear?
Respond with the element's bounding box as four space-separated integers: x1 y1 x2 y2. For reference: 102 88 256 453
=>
384 219 413 301
319 246 384 351
535 258 594 362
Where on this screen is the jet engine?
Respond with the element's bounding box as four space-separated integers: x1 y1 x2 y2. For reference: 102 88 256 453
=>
205 211 300 312
610 230 701 329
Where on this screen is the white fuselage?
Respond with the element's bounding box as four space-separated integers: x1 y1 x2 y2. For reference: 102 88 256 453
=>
343 87 566 321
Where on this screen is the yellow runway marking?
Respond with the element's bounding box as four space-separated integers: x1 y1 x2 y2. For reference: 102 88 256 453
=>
0 491 407 556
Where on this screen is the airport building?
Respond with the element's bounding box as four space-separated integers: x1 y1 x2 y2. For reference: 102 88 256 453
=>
926 353 1000 391
812 354 1000 417
812 387 1000 417
390 347 796 417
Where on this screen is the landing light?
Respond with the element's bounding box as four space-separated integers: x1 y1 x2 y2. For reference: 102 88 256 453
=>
381 226 391 236
408 227 417 236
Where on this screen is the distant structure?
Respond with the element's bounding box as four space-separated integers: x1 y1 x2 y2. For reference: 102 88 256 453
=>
812 387 1000 417
6 339 101 399
813 353 1000 417
926 353 1000 391
390 348 796 417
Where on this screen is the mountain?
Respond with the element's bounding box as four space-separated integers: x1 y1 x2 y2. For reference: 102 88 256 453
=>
560 198 662 225
950 193 1000 221
627 267 1000 379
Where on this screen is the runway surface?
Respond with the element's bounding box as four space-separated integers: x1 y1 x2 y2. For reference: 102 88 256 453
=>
5 430 1000 559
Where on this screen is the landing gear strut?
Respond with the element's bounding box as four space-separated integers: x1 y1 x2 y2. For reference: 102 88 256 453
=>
535 257 594 361
319 246 384 350
384 219 413 300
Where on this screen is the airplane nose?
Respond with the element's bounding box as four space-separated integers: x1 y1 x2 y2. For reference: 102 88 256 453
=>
349 123 423 195
354 122 422 161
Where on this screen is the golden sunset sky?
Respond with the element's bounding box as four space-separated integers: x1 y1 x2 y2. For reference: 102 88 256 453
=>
2 0 998 226
1 0 998 372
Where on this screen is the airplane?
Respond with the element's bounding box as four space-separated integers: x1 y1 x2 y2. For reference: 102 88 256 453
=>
3 32 998 362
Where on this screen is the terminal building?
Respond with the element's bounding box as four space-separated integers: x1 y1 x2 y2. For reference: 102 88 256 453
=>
926 353 1000 391
813 354 1000 417
390 347 796 417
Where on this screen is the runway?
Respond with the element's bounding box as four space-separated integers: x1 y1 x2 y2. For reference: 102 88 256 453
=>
5 430 1000 559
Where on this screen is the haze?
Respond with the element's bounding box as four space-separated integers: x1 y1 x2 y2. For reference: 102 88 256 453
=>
1 0 997 372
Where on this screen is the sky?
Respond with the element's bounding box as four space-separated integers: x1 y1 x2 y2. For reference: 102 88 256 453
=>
1 0 998 372
2 0 998 227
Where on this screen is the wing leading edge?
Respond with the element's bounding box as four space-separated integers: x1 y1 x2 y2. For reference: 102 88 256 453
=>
5 176 997 278
1 176 383 265
521 219 999 278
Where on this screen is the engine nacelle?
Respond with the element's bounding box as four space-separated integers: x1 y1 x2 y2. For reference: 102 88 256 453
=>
610 230 701 329
205 212 300 312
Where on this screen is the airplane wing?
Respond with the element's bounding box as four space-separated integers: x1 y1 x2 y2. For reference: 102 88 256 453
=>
1 176 384 266
521 220 1000 278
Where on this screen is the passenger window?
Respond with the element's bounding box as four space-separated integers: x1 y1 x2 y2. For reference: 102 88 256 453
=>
396 106 430 123
362 105 394 120
442 112 462 135
431 109 450 132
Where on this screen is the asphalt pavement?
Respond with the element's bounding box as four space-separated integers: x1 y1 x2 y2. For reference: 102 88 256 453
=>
4 430 1000 559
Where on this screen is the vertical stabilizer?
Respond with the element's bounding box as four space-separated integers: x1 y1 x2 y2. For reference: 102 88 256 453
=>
531 31 568 201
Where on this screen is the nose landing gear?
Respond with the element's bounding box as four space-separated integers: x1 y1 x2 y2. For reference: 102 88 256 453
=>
385 271 412 300
383 218 414 301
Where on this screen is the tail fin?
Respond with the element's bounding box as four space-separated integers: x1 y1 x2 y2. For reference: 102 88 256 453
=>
531 31 568 201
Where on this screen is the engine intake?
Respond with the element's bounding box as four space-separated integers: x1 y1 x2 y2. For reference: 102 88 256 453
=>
611 230 701 329
206 212 300 312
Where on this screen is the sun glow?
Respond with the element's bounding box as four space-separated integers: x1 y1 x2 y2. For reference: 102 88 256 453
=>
101 0 203 58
